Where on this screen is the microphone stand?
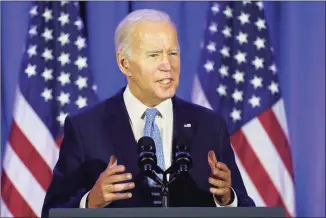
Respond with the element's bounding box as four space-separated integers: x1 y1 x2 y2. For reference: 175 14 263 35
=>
145 164 179 207
161 172 169 208
139 137 192 208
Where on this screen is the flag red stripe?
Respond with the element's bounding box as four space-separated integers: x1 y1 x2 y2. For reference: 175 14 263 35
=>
258 109 294 178
1 171 37 217
9 120 53 191
231 130 290 217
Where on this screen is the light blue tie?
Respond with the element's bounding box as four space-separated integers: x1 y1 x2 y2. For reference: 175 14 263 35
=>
143 108 165 175
143 108 165 205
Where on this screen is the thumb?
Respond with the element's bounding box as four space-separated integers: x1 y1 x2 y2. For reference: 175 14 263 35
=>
108 155 118 168
208 150 217 170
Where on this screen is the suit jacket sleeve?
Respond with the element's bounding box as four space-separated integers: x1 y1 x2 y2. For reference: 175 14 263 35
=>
218 117 256 207
41 116 89 217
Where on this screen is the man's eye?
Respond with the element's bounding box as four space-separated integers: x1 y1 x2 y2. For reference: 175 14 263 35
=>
149 54 158 58
170 52 178 56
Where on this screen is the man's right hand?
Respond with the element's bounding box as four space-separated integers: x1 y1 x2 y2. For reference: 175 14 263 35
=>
87 155 135 208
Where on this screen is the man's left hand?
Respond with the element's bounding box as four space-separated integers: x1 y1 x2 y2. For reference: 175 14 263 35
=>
208 150 232 206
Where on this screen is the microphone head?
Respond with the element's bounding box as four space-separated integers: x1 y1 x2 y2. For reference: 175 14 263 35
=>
138 136 157 173
138 136 156 153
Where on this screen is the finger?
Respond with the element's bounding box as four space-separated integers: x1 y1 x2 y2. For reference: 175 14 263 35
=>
216 162 230 173
106 182 135 193
208 177 228 188
209 187 229 196
105 192 132 202
106 165 126 177
212 168 229 181
107 155 118 169
208 150 218 169
105 173 132 184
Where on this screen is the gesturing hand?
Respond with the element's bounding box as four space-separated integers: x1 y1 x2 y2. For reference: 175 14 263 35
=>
208 150 232 206
87 155 135 208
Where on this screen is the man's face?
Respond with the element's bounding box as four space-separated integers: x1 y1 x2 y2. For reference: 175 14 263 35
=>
121 21 180 106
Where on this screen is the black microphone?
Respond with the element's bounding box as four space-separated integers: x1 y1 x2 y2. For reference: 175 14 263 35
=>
174 136 192 174
138 136 157 174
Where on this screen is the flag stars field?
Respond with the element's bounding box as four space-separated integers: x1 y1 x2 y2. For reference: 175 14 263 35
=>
192 2 295 216
1 2 98 216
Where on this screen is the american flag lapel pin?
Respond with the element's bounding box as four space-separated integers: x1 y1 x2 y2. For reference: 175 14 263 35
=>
184 123 191 128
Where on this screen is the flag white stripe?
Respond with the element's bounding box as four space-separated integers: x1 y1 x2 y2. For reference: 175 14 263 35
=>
233 150 266 207
14 88 59 169
0 199 13 217
3 144 45 217
242 119 295 216
272 99 290 140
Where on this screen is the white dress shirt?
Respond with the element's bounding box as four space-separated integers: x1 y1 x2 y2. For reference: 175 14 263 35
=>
80 86 237 208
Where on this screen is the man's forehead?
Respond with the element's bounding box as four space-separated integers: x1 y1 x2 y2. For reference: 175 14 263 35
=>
132 21 176 36
132 23 178 47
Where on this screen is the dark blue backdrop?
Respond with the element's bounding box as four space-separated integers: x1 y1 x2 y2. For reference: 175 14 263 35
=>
1 1 325 217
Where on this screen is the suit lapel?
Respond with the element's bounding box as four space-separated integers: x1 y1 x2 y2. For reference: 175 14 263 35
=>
103 88 152 206
172 96 197 157
172 97 209 191
103 88 139 175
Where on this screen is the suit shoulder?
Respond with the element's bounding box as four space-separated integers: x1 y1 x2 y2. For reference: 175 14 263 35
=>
67 97 112 125
176 97 226 125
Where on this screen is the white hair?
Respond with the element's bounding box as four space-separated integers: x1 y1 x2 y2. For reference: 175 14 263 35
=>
114 9 177 58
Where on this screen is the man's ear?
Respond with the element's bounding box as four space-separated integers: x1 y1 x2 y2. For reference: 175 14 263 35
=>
116 52 132 77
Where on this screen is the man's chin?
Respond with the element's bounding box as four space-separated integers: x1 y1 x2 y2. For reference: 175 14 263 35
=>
156 91 176 101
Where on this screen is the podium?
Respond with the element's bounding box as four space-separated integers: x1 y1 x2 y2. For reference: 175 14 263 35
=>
49 207 285 218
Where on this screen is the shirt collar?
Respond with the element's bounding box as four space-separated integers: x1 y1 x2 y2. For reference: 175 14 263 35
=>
123 85 173 123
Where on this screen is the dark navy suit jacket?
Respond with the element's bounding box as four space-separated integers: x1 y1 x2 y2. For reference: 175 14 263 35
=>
42 88 255 217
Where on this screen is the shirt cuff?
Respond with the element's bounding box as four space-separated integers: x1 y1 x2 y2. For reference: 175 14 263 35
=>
79 191 90 208
213 187 238 207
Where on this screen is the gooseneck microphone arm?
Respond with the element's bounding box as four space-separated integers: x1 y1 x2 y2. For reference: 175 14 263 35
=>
138 136 192 207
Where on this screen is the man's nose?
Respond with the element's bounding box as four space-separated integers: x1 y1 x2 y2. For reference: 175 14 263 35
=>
159 54 172 71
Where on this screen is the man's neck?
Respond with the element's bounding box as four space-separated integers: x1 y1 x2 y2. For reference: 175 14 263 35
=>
128 85 162 108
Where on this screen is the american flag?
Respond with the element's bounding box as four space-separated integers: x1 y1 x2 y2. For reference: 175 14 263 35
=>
1 1 98 217
192 1 295 217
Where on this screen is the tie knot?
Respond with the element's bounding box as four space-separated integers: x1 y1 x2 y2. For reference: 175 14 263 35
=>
144 108 159 122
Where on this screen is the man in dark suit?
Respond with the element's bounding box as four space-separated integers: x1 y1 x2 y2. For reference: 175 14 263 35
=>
42 9 255 217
